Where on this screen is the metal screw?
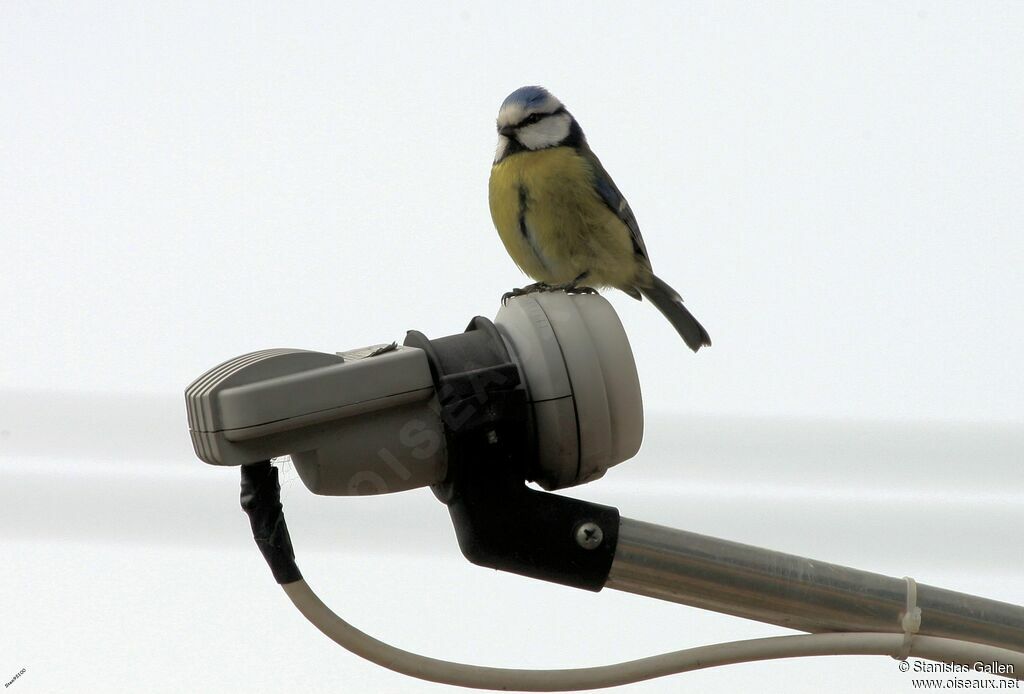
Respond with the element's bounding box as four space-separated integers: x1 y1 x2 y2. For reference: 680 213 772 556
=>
575 522 603 550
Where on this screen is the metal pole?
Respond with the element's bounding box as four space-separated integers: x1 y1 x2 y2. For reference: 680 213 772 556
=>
606 518 1024 653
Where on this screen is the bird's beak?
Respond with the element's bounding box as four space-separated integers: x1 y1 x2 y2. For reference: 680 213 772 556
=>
498 125 517 138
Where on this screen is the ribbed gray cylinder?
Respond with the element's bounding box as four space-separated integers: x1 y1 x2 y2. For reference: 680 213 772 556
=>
607 518 1024 652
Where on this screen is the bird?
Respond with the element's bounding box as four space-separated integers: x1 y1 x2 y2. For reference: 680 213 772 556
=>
488 86 711 353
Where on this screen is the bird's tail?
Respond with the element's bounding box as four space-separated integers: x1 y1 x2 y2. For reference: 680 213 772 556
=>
638 274 712 353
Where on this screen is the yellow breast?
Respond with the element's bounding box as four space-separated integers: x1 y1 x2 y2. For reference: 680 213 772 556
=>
488 148 641 288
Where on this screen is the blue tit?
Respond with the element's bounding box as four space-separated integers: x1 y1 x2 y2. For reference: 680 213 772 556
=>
488 86 711 353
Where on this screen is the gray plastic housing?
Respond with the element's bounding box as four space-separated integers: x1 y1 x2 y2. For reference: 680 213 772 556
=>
185 292 643 495
186 345 447 495
495 292 643 490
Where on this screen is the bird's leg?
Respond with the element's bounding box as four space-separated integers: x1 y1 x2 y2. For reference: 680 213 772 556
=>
501 281 551 305
544 271 598 296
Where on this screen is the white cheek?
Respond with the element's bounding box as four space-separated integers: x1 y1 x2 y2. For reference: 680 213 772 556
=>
494 135 510 163
517 113 572 150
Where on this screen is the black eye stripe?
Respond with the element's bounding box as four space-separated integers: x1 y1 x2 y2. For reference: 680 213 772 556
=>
516 106 566 129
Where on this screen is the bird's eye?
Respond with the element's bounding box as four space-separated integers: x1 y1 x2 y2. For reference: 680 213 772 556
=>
521 113 544 126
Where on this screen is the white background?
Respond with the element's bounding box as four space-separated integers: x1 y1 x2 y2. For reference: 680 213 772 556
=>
1 2 1022 692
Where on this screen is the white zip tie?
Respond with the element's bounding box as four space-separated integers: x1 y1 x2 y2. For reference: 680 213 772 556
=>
894 576 922 661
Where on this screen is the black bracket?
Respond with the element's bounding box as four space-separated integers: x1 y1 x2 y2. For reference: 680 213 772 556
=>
404 317 619 591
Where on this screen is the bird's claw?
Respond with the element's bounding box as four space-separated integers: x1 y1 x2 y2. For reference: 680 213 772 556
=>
501 279 598 305
501 282 549 305
556 283 598 296
539 270 598 295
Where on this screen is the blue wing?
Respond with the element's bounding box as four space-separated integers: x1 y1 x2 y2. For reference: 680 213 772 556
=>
580 145 650 263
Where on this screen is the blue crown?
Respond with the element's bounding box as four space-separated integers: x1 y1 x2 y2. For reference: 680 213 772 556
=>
501 86 554 111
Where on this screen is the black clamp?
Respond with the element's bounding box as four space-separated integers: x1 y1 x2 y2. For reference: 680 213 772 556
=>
405 317 620 591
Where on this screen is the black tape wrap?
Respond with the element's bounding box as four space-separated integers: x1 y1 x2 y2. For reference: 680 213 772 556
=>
240 461 302 584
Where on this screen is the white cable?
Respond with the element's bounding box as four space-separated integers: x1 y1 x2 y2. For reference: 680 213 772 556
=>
282 579 1024 691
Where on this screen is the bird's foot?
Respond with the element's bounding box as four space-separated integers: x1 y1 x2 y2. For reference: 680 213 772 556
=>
545 272 598 295
501 282 550 305
549 282 598 296
502 274 600 305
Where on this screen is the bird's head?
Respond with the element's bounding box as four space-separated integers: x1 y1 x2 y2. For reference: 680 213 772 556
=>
494 86 580 163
